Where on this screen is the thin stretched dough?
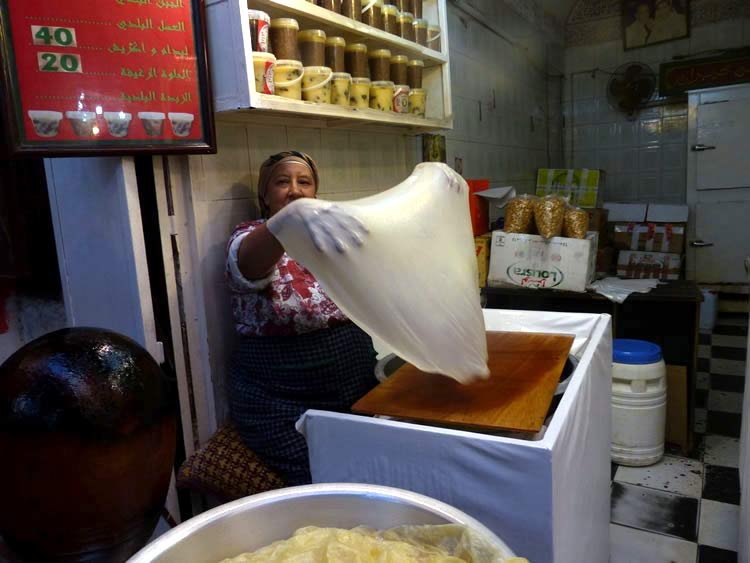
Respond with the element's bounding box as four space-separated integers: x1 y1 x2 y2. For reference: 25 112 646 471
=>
270 163 489 383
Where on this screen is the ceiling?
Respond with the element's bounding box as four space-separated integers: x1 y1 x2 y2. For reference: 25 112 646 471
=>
541 0 578 23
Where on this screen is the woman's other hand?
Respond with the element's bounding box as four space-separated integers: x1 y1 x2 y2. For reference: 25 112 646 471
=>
267 199 369 254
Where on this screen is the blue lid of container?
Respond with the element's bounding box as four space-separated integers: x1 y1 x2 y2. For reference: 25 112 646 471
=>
613 339 662 365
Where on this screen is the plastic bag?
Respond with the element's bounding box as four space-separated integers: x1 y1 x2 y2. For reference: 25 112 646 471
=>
503 195 536 233
563 206 589 239
268 163 490 384
533 195 565 239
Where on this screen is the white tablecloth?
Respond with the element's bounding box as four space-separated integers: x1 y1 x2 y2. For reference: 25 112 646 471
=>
298 310 613 563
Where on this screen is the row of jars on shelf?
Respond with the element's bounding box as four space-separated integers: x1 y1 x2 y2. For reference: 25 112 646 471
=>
253 54 427 116
249 7 441 52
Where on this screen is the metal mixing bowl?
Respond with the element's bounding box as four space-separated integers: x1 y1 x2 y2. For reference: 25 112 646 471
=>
128 483 515 562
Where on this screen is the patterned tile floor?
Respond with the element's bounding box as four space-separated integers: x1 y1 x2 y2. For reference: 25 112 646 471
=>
611 313 747 563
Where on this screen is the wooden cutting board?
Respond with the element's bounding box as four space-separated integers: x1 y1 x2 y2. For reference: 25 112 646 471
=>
353 331 574 433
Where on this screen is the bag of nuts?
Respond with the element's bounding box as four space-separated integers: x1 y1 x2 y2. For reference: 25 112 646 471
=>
563 206 589 239
504 195 536 234
533 195 566 239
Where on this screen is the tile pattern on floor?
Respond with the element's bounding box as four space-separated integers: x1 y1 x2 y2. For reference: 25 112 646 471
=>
611 313 746 562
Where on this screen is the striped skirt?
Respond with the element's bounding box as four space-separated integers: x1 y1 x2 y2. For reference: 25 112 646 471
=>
228 322 378 486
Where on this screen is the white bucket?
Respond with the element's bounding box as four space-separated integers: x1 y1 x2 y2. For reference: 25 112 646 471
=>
611 340 667 466
700 289 719 332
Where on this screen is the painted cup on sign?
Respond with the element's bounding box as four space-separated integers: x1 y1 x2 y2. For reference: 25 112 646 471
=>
252 51 276 94
65 111 97 137
103 111 133 137
168 112 195 137
28 110 63 137
138 111 166 137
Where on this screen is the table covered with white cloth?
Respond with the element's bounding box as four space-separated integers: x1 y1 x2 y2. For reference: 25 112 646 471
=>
297 309 613 563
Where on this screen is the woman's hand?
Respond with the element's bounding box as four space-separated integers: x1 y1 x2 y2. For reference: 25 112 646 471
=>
267 199 369 254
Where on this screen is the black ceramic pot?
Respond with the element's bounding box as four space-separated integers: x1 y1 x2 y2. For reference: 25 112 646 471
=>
0 327 177 562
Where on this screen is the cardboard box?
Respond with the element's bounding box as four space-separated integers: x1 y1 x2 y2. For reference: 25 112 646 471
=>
587 208 609 244
475 233 491 288
617 251 682 280
596 247 616 277
647 204 689 223
612 223 686 254
488 231 598 292
665 365 688 453
603 202 648 223
467 179 490 237
536 169 604 208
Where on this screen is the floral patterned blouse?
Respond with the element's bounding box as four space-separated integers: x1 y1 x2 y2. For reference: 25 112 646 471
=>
226 219 349 336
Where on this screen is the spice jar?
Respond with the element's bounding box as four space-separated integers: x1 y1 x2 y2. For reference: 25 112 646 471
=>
252 52 276 94
389 55 408 85
341 0 361 21
274 59 304 100
409 88 426 117
299 29 326 67
325 36 346 73
331 72 352 106
318 0 342 12
370 80 394 111
392 84 410 113
361 0 383 29
382 4 398 34
350 77 370 108
397 12 415 41
411 0 422 18
407 59 423 88
368 48 391 82
270 18 299 61
427 25 441 51
302 66 333 103
413 18 428 46
345 43 368 78
247 10 270 52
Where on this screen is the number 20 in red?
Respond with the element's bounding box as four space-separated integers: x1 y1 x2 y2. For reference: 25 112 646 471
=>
37 52 82 73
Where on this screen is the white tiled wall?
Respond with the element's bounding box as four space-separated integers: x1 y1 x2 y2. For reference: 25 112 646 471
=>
563 15 750 203
445 0 564 220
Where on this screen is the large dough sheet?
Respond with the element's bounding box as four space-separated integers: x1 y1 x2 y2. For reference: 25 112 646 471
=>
268 163 489 383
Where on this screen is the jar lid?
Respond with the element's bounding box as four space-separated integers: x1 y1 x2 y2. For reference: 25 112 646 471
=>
371 80 395 87
397 11 414 21
332 72 352 79
390 55 408 64
613 339 663 365
394 84 410 90
369 48 392 58
346 43 368 53
408 59 425 67
352 77 371 84
299 29 327 42
326 36 346 47
252 51 277 61
409 87 426 93
304 65 332 74
271 18 299 29
413 18 429 27
382 4 398 14
428 24 441 30
247 10 270 22
275 59 304 68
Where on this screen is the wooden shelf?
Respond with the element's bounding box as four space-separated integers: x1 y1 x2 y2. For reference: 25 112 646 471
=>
205 0 451 129
251 0 446 67
220 93 451 131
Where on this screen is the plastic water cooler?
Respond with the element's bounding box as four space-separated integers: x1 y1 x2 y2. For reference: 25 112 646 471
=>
611 339 667 466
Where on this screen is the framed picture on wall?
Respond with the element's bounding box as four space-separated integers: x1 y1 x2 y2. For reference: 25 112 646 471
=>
622 0 690 50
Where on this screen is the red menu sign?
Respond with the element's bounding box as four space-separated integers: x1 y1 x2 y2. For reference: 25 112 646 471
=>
0 0 215 154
